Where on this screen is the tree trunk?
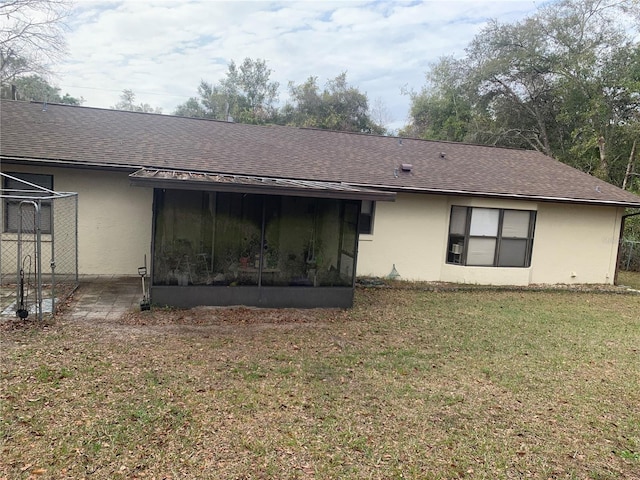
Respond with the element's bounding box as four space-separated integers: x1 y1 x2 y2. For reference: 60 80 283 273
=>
595 136 608 180
533 103 552 156
622 139 637 190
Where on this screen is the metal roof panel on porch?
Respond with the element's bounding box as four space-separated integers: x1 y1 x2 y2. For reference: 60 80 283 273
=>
129 168 396 202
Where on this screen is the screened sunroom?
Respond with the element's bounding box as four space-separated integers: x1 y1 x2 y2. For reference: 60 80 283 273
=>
130 169 394 308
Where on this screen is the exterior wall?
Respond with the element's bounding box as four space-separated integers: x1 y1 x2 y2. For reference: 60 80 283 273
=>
2 164 624 285
357 193 624 285
1 165 152 276
530 203 622 285
357 193 449 281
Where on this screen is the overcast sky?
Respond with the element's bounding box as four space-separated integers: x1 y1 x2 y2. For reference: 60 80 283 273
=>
57 0 542 131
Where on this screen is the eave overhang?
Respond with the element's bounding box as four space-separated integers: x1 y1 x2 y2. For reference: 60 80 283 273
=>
348 183 640 209
5 156 637 208
129 168 396 202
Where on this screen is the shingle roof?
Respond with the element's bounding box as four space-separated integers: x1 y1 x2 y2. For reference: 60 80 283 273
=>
2 99 639 207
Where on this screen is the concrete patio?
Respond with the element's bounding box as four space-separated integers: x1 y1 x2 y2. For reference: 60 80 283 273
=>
64 276 142 321
0 275 142 322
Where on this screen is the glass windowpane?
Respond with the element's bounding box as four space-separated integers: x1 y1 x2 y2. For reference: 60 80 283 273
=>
449 206 467 235
470 208 499 236
4 173 54 233
6 202 52 234
467 237 496 265
498 239 528 267
502 210 530 238
5 173 53 192
358 200 374 234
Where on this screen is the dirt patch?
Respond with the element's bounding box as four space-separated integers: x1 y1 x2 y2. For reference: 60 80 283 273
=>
120 305 343 327
111 305 350 337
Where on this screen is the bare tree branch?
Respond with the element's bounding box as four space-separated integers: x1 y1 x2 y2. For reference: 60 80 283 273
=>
0 0 71 83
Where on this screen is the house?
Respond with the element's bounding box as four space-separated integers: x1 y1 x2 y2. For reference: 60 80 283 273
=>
1 99 639 308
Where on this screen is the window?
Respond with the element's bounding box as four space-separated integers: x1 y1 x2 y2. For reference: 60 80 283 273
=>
3 173 53 234
359 200 375 234
447 206 536 267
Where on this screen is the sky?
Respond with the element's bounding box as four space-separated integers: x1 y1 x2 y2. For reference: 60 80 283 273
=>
56 0 543 131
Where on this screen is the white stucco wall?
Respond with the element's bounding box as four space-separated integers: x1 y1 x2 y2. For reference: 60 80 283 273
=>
530 203 622 285
357 193 449 281
1 165 153 276
2 164 624 284
357 193 624 285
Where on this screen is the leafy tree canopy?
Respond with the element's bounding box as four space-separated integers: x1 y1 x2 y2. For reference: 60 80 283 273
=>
282 72 386 134
403 0 640 189
112 89 162 113
0 74 82 104
176 60 387 133
174 58 279 124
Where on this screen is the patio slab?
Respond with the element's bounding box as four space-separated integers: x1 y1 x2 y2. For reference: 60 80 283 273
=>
66 276 142 320
0 275 143 321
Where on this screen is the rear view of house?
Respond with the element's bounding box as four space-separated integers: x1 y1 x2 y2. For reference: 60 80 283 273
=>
1 99 639 308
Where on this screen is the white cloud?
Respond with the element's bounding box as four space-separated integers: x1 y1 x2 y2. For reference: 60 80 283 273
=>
56 0 540 130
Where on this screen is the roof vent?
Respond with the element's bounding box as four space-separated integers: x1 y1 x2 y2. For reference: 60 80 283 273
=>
401 163 412 172
398 138 403 146
440 152 446 159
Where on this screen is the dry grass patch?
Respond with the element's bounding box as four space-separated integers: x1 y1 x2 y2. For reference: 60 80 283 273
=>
1 285 639 479
618 270 640 290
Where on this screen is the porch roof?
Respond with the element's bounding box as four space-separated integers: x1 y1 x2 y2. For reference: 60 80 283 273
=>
129 168 396 201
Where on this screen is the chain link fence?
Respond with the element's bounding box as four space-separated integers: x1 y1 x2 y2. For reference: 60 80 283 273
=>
619 239 640 272
0 173 78 321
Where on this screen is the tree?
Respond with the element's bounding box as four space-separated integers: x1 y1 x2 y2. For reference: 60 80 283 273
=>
400 56 473 141
0 0 70 84
282 73 385 134
403 0 640 187
537 0 640 181
370 96 394 134
174 58 279 124
557 40 640 182
174 95 207 118
222 58 279 123
0 74 82 104
112 89 162 113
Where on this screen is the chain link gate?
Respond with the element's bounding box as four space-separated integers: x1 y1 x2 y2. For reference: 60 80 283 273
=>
0 172 78 321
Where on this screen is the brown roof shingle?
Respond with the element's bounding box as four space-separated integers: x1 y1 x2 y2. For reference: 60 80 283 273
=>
2 99 639 207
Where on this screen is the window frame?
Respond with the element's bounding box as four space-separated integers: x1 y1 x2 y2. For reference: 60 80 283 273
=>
3 173 54 234
446 206 536 268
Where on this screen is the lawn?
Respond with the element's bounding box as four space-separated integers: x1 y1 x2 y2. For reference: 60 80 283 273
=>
1 281 639 479
618 270 640 290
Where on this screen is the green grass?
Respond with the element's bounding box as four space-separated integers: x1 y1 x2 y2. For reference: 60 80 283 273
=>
618 269 640 289
1 285 639 479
